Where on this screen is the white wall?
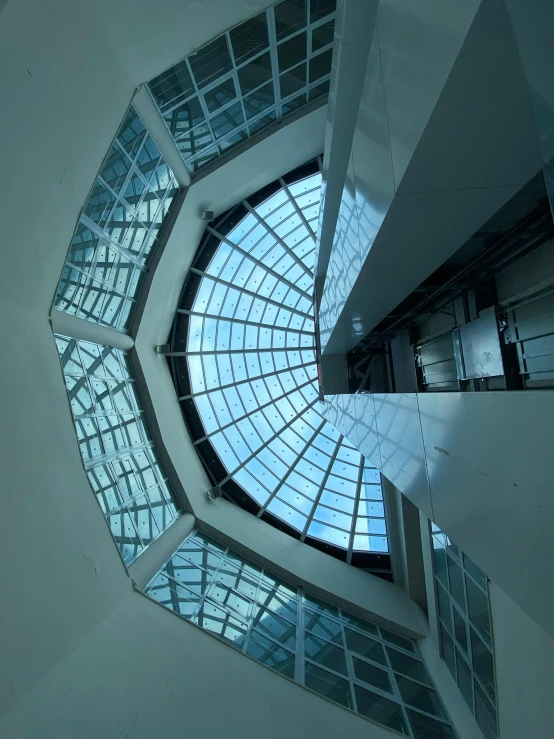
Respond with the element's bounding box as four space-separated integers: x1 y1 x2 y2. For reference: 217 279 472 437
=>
490 582 554 739
0 592 401 739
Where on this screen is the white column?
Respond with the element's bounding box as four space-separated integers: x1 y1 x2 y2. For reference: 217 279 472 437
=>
128 512 196 590
51 309 134 350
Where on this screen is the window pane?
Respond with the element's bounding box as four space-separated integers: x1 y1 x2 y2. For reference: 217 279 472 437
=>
406 709 457 739
230 12 269 65
345 629 387 665
354 686 407 734
305 663 352 709
305 633 347 675
466 574 491 645
352 657 392 693
395 676 447 720
387 648 432 686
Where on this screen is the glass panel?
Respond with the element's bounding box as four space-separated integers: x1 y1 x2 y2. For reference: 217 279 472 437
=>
278 32 307 73
310 0 336 23
274 0 307 41
456 648 474 710
475 681 498 739
406 709 457 739
305 633 347 675
447 553 466 613
463 552 487 590
305 663 352 709
352 657 392 693
238 52 272 95
354 686 408 735
453 606 468 653
189 36 232 87
341 611 379 636
395 675 447 720
230 12 269 65
247 629 295 678
304 608 343 643
440 624 456 678
387 648 432 686
309 49 332 83
470 628 495 701
345 629 387 665
204 79 237 114
466 574 491 645
380 628 416 653
312 20 335 51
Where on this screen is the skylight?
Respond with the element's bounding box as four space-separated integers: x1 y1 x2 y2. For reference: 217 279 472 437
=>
148 0 336 174
171 168 389 559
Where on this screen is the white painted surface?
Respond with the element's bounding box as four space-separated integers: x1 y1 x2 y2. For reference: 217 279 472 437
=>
490 581 554 739
324 391 554 642
319 0 543 355
0 592 402 739
51 310 135 349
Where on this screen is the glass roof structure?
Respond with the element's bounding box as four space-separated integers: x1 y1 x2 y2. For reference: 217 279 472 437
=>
54 106 179 331
148 0 336 174
169 164 390 567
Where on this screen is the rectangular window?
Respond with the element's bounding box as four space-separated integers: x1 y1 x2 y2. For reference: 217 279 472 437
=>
431 523 498 738
56 335 179 563
147 0 337 175
144 528 455 738
54 106 179 331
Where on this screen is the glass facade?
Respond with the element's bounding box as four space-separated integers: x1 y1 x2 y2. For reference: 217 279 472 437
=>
55 334 179 564
145 529 456 738
432 524 497 739
54 106 179 331
148 0 336 174
178 170 388 555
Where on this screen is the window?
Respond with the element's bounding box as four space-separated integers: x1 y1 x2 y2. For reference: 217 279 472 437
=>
148 0 336 174
54 106 179 331
172 169 389 557
55 335 179 564
145 529 455 738
432 524 497 739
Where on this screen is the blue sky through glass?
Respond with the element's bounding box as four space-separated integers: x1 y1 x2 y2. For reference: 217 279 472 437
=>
187 173 388 553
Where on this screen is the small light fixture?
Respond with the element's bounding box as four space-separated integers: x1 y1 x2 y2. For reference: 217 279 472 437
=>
201 209 215 222
207 486 222 502
155 344 170 355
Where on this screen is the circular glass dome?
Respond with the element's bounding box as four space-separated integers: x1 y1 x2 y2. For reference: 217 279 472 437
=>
172 165 389 559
